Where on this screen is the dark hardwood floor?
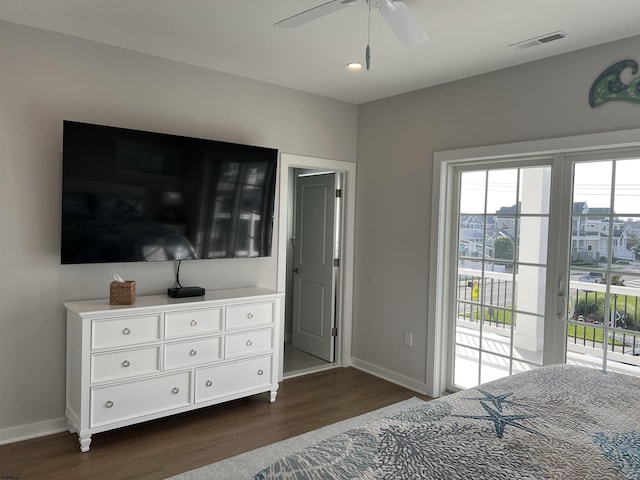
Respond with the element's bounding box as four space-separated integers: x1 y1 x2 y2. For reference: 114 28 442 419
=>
0 368 431 480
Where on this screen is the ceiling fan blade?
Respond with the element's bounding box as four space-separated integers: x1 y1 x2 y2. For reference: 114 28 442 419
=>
379 1 428 47
275 0 357 28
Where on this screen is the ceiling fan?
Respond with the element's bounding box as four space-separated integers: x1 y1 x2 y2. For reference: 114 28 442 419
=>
275 0 428 48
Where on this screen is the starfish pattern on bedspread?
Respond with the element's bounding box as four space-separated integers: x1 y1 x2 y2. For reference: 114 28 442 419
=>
593 431 640 480
465 388 527 412
453 399 541 439
250 366 640 480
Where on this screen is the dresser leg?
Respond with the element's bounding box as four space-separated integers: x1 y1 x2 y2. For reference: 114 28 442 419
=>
269 389 278 403
78 434 92 452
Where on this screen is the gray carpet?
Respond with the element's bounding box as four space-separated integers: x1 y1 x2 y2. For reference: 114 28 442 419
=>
167 397 425 480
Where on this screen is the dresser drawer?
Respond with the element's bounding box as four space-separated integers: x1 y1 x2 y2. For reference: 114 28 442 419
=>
91 346 160 383
165 308 222 339
225 328 273 359
226 302 274 330
164 336 222 370
90 372 191 427
92 314 161 350
195 356 272 403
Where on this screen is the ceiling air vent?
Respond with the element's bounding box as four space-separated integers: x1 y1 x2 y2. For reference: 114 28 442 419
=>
510 31 567 50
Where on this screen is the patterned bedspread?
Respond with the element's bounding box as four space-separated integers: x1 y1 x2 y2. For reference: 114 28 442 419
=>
254 365 640 479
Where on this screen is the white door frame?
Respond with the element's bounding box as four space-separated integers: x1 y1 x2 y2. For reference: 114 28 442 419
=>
428 127 640 398
276 153 356 380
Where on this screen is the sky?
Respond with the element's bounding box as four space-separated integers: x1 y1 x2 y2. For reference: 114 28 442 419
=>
459 160 640 217
573 160 640 215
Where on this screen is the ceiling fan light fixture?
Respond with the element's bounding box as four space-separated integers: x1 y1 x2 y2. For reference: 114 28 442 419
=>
347 62 363 71
275 0 428 49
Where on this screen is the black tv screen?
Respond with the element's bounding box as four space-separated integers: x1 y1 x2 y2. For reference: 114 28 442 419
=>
61 121 278 264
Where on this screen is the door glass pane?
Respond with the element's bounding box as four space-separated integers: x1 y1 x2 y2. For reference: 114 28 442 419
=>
480 306 513 354
520 166 551 215
511 312 544 364
572 161 612 209
459 219 484 263
487 169 518 215
518 217 549 264
453 165 551 389
614 160 639 215
568 159 640 375
480 352 510 385
460 171 486 214
454 345 479 389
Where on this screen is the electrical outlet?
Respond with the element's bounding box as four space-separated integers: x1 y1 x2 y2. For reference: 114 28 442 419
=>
404 331 413 347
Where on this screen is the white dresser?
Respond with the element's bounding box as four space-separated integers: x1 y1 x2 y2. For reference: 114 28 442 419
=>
64 287 283 452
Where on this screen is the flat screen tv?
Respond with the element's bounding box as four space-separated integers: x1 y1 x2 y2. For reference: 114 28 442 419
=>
61 121 278 264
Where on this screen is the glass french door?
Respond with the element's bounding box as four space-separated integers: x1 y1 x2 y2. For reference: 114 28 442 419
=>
564 152 640 376
452 160 554 389
448 151 640 390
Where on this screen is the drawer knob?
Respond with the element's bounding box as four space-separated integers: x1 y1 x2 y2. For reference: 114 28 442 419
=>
257 369 264 376
191 319 198 326
122 328 131 335
190 349 197 356
247 312 254 319
246 340 253 347
172 387 180 394
106 400 114 408
122 360 131 368
206 380 213 387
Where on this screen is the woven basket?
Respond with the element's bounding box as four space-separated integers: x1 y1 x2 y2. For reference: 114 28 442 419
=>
110 280 136 305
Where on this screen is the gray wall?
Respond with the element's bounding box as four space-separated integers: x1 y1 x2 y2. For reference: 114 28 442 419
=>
3 15 640 439
354 35 640 387
0 21 357 434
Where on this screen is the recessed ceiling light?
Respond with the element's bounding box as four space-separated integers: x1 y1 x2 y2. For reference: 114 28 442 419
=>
347 62 362 71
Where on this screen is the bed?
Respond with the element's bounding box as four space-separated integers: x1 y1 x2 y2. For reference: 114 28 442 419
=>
254 365 640 479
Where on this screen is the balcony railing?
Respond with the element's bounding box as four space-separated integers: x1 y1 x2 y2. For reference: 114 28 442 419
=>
568 280 640 356
457 268 640 358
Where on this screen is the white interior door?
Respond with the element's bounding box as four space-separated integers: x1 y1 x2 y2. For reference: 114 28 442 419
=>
291 172 336 362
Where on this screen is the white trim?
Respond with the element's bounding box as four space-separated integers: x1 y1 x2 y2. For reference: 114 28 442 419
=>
351 358 430 396
428 128 640 397
276 153 356 379
545 153 572 363
283 364 339 380
0 417 68 446
425 158 448 397
434 128 640 164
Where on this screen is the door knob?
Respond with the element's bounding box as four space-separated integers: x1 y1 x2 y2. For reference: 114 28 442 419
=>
293 267 300 274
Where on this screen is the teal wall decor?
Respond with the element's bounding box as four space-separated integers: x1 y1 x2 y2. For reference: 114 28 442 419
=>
589 59 640 108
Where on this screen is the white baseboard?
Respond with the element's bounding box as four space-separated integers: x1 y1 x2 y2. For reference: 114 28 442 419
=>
350 357 432 396
0 417 68 446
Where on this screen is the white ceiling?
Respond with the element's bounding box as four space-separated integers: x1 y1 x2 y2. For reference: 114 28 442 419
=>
1 0 639 104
